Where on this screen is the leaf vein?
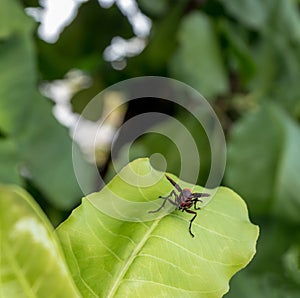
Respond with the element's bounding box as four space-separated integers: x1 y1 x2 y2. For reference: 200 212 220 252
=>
107 219 160 298
151 235 244 266
122 278 224 294
86 219 123 262
65 234 98 297
137 253 203 278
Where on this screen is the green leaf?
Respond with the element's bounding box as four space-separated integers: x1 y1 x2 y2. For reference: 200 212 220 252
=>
218 0 300 119
169 12 229 99
219 0 272 29
283 245 300 285
138 0 169 17
0 184 80 297
225 104 280 215
226 103 300 222
224 271 300 298
0 0 33 38
0 140 22 184
57 158 259 297
219 19 256 84
267 0 300 44
225 219 300 297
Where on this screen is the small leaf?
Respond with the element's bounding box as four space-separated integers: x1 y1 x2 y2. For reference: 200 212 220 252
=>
58 158 259 297
219 0 272 29
0 184 80 297
169 12 229 99
0 140 22 184
138 0 169 16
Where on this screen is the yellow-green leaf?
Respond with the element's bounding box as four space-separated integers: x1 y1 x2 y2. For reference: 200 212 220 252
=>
0 185 80 297
58 158 259 297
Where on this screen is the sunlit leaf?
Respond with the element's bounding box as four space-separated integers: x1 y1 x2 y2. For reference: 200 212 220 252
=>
0 184 80 297
58 158 258 297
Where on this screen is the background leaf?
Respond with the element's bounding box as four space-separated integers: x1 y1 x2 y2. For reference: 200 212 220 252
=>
219 0 272 29
226 103 300 222
0 140 22 184
169 12 229 99
0 184 80 297
0 0 94 210
58 158 258 297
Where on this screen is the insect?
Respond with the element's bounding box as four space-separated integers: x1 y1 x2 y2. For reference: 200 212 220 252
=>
149 175 210 237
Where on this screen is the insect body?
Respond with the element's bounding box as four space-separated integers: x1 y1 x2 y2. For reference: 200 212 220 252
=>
149 175 210 237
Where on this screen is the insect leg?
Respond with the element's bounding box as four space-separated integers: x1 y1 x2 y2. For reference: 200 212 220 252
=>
165 175 182 193
191 198 202 210
148 190 178 213
184 209 197 238
191 192 209 210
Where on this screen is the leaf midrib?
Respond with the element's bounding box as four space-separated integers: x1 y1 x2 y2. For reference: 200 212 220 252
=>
107 219 160 298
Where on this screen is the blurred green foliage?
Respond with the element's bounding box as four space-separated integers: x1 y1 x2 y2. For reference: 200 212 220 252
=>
1 0 300 296
0 0 94 215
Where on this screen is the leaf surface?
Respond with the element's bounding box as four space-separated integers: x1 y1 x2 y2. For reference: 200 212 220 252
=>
58 158 259 297
0 185 81 297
